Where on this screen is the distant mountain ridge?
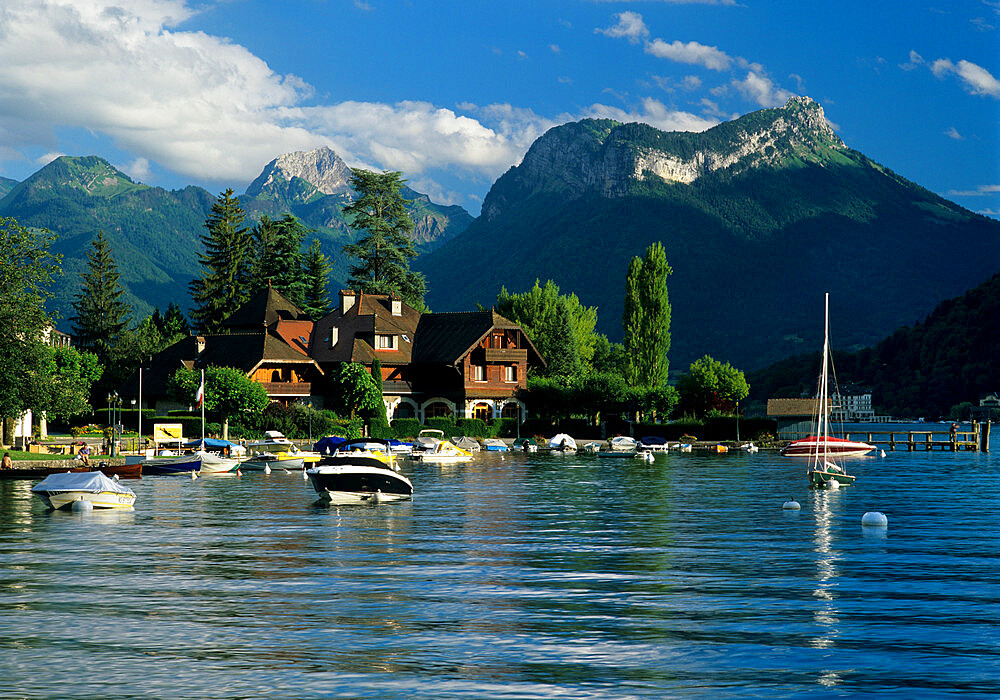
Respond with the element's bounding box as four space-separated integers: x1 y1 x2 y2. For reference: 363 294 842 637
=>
418 97 1000 371
0 149 472 328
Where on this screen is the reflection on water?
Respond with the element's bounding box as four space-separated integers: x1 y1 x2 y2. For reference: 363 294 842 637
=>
1 450 999 697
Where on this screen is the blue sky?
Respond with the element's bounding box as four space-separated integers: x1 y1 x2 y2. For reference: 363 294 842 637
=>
0 0 997 217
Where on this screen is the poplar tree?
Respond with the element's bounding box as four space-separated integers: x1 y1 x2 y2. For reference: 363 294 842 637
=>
623 242 672 388
301 238 333 319
190 189 253 332
70 230 131 364
342 169 426 310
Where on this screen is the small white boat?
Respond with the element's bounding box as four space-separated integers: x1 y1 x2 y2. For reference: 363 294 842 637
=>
414 429 444 452
31 471 136 510
548 433 577 452
608 436 638 452
581 442 601 454
196 451 239 474
410 440 473 464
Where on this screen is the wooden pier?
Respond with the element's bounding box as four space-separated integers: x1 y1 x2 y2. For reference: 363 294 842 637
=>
844 421 989 452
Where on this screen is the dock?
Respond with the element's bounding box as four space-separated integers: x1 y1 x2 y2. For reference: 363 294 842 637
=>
844 421 990 452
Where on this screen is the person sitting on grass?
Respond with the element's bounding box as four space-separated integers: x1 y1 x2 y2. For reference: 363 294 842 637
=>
1 452 11 470
79 443 91 466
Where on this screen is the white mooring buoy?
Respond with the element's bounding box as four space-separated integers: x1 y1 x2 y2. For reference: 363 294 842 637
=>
880 449 887 458
190 471 198 480
782 500 801 510
862 511 888 528
302 469 308 480
72 499 94 512
264 465 271 474
827 478 840 489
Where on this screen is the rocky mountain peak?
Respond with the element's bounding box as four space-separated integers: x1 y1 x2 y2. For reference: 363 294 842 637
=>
482 97 847 221
246 146 352 198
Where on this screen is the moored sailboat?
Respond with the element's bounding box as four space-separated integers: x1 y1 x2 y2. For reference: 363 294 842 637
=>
781 294 873 486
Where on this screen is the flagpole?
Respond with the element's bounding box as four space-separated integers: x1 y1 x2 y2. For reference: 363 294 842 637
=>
201 369 205 447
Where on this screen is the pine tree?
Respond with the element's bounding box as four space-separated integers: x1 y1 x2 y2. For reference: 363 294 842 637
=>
301 238 332 319
189 189 253 332
544 299 582 379
342 169 426 310
252 214 309 305
70 230 131 364
623 242 672 388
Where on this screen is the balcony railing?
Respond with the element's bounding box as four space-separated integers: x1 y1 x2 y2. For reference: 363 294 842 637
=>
483 348 527 363
259 381 312 396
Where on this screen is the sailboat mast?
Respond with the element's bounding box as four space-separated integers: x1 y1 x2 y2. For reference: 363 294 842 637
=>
820 293 830 465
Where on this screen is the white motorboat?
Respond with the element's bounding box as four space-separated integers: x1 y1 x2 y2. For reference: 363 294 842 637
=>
548 433 577 452
454 436 482 452
244 430 316 467
414 429 444 452
306 439 413 504
608 436 638 451
31 471 136 510
482 438 508 452
409 439 474 464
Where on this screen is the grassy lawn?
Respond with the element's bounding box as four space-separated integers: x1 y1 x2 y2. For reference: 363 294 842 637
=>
5 451 79 461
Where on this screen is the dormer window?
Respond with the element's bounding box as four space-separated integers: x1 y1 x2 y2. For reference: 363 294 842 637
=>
375 334 397 350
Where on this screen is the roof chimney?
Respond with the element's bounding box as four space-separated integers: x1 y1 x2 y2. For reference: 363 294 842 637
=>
390 295 402 317
196 336 206 354
340 289 356 314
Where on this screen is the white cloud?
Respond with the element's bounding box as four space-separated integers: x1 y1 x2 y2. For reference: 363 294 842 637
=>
580 97 717 133
946 184 1000 196
119 157 153 182
944 126 963 140
931 58 1000 96
732 71 796 107
596 12 649 44
646 39 732 71
36 152 65 167
900 50 924 71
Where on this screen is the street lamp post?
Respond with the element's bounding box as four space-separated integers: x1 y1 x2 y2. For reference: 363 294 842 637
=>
307 401 313 443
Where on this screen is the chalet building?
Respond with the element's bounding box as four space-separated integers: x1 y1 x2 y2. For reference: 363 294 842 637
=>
121 287 324 413
311 290 544 423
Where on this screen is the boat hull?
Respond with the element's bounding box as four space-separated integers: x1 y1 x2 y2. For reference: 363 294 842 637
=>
306 465 413 504
782 439 875 458
140 454 202 475
240 456 305 471
808 467 857 487
37 490 137 510
411 453 473 464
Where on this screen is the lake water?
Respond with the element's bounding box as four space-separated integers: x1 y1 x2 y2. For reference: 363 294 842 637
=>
2 448 998 698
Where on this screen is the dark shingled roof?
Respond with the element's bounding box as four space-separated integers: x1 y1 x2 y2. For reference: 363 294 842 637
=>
221 286 311 330
310 293 421 364
411 311 543 366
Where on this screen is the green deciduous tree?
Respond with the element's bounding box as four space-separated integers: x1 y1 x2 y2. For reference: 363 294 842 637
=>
623 242 672 388
495 279 599 376
70 230 131 366
47 346 103 421
368 358 393 438
0 216 62 442
190 189 254 332
677 355 750 417
342 169 426 310
167 365 269 439
328 362 383 424
301 238 333 319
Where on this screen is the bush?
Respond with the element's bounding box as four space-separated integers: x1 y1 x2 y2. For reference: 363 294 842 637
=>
490 418 518 438
455 418 489 438
425 416 457 437
391 418 422 439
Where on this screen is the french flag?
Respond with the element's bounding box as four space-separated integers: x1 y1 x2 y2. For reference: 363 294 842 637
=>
195 375 205 408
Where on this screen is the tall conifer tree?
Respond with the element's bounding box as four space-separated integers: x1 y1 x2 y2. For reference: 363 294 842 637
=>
342 169 426 310
189 188 252 332
70 230 131 364
252 214 309 305
623 242 672 388
301 238 333 319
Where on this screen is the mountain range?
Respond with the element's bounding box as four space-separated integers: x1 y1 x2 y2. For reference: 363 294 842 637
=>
2 97 997 373
0 148 471 326
416 97 1000 371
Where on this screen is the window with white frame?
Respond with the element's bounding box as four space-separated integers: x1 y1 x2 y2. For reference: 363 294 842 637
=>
504 365 517 382
473 364 485 382
375 334 397 350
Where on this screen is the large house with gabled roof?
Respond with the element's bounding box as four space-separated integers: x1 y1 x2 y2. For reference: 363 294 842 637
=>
121 286 324 413
311 290 544 422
